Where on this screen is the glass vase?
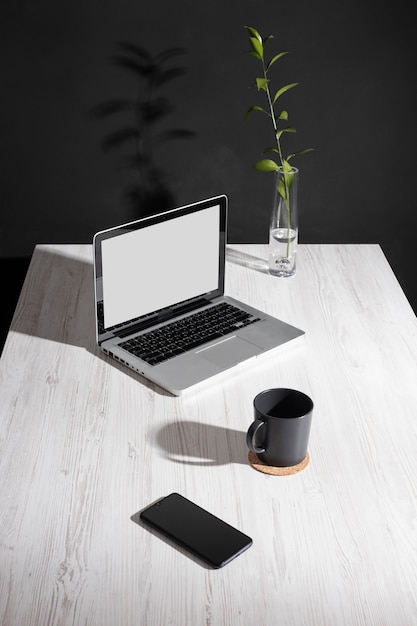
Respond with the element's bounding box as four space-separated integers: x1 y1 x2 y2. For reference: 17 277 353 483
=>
268 167 299 277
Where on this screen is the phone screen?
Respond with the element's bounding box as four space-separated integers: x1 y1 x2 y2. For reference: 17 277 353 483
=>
140 493 252 568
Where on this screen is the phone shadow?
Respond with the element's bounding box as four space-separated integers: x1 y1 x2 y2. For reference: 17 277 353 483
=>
155 420 249 466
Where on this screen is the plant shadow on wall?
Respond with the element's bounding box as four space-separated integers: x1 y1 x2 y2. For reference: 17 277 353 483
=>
92 43 196 218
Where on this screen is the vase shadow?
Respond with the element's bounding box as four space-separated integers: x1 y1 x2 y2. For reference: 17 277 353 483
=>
226 247 268 274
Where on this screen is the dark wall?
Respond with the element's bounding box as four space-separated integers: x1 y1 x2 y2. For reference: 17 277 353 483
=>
1 1 416 309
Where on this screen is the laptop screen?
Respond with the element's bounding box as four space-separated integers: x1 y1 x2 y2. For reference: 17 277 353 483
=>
94 196 227 340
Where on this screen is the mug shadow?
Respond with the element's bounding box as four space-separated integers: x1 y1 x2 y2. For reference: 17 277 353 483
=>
156 420 249 466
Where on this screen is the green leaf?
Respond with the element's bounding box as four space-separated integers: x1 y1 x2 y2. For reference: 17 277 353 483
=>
244 105 270 121
277 110 288 121
272 83 298 105
276 160 295 202
267 51 288 70
277 178 287 200
287 147 315 160
249 37 263 60
244 26 262 43
277 126 297 139
281 159 293 172
256 77 269 91
254 159 279 172
262 147 279 154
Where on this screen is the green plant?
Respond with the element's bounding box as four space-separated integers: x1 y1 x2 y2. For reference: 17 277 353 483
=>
244 26 312 183
244 26 313 261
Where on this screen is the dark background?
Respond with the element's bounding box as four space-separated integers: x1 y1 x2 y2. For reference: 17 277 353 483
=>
1 0 416 350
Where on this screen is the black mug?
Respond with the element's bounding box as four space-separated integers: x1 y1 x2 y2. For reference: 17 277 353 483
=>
246 388 313 467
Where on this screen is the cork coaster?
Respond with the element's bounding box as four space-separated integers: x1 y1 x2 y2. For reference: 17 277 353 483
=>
248 451 310 476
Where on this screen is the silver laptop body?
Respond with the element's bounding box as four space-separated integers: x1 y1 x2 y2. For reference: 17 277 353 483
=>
93 195 304 395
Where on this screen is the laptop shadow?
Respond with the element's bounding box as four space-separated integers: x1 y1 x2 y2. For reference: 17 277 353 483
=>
9 246 268 351
7 246 172 397
156 420 249 466
9 246 96 350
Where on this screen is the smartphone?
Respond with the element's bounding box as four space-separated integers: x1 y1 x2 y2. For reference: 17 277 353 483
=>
140 492 253 568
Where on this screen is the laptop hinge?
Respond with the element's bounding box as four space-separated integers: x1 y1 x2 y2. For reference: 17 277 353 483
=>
157 297 209 322
116 297 210 339
117 317 158 338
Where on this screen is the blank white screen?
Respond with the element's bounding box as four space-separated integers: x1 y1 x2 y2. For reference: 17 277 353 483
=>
101 205 220 328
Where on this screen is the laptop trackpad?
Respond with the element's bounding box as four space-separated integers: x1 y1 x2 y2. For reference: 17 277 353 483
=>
198 336 262 368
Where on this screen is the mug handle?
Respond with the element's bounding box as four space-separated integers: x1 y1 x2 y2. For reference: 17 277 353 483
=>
246 419 266 454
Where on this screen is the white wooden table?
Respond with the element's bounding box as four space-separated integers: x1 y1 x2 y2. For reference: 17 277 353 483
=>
1 244 417 626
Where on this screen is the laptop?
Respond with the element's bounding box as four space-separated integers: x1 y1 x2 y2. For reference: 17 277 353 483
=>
93 195 304 395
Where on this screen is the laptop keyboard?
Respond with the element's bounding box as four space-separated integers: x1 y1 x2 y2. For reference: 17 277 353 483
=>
119 302 261 366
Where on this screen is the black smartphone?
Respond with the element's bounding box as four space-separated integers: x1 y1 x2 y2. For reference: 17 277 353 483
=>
140 492 253 568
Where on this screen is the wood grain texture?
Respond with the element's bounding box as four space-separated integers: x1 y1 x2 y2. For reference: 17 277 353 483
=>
1 243 417 625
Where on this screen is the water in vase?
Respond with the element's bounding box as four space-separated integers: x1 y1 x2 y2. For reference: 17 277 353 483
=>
268 227 297 277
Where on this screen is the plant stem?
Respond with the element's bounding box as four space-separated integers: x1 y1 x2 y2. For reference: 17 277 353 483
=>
261 57 292 258
261 59 283 165
286 200 291 257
